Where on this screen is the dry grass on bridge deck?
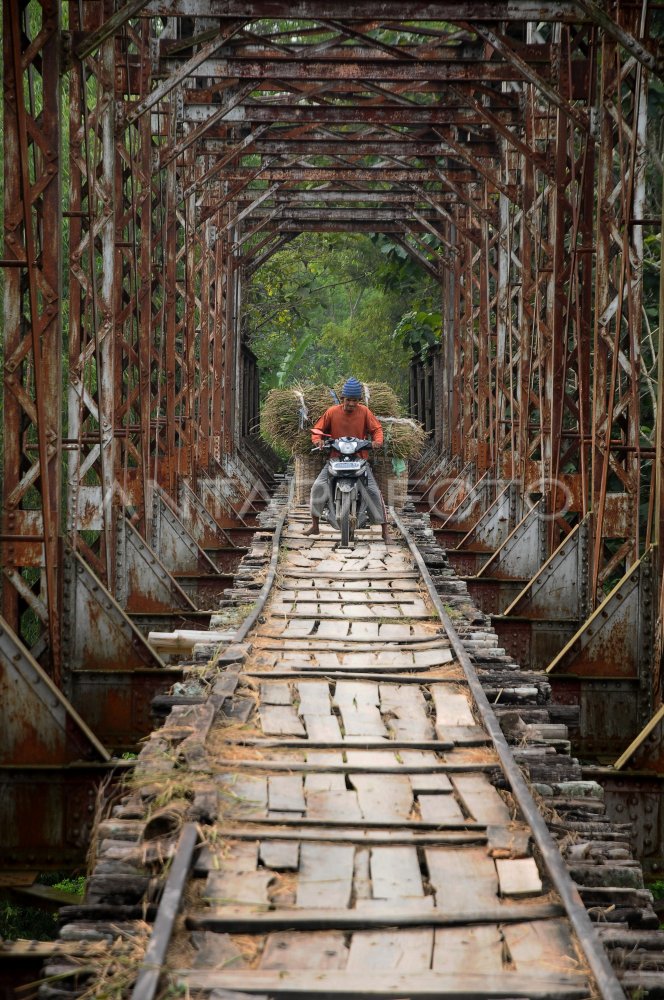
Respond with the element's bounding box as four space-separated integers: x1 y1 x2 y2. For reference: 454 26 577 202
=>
152 510 594 999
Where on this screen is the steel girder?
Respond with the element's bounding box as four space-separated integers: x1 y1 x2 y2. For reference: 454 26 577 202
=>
2 0 63 678
2 0 664 867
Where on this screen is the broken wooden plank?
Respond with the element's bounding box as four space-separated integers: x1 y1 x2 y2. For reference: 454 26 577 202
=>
203 871 272 907
259 841 300 871
347 928 433 971
259 704 306 738
295 844 354 909
453 774 512 826
503 918 578 972
425 847 499 914
431 690 476 730
418 794 467 825
259 681 292 705
350 773 413 822
370 846 424 899
268 775 306 813
380 684 435 741
260 931 348 970
495 857 543 898
432 925 504 975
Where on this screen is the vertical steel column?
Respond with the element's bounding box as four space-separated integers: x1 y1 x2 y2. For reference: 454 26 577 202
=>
211 228 225 464
114 17 154 532
198 216 213 470
164 151 178 494
591 6 648 597
184 147 199 486
2 0 62 674
67 0 117 585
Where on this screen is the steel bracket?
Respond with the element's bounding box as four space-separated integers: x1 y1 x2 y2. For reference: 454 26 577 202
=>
456 481 521 551
150 489 219 574
61 545 166 676
547 550 655 749
476 500 548 583
177 478 234 548
503 513 592 621
115 517 196 613
0 615 108 765
440 471 495 532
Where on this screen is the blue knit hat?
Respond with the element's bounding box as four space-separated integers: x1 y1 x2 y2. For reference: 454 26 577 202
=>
341 377 362 399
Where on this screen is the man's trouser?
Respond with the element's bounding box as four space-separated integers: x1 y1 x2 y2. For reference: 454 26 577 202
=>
310 464 386 524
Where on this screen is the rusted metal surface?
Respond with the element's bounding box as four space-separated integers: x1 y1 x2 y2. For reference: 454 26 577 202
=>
465 579 527 616
67 669 182 749
597 771 664 876
2 0 664 890
0 764 119 870
2 0 63 675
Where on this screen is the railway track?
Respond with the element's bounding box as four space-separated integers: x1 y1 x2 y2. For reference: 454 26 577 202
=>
35 488 664 999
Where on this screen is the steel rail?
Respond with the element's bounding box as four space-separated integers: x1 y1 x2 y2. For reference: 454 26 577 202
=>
233 479 294 645
130 822 198 1000
128 485 292 1000
390 506 626 1000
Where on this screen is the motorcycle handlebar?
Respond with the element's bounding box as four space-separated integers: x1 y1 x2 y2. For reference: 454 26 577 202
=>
311 437 374 452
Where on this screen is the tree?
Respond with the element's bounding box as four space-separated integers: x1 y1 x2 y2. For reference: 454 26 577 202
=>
246 232 439 402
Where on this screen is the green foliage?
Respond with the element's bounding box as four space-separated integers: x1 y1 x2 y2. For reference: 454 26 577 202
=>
0 900 58 941
0 871 84 942
393 309 442 359
50 875 85 895
246 232 438 404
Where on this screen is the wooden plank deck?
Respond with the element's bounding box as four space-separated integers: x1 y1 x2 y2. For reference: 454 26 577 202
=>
165 514 595 999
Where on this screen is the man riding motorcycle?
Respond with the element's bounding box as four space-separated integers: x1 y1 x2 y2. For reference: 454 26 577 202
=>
304 377 389 543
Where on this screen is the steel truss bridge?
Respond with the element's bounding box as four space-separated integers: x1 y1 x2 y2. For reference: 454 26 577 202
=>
3 0 664 901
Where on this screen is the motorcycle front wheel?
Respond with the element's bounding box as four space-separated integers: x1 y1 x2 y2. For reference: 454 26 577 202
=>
339 491 352 547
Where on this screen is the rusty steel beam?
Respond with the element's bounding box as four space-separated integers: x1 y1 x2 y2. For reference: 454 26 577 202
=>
74 0 151 58
194 138 499 159
470 23 590 131
591 11 648 598
142 1 582 19
218 168 479 182
158 82 257 171
67 4 117 589
575 0 664 78
123 20 247 125
2 0 63 676
165 56 554 83
183 106 522 126
174 42 551 66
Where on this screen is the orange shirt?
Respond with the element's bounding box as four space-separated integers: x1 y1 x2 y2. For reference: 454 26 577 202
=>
311 404 383 458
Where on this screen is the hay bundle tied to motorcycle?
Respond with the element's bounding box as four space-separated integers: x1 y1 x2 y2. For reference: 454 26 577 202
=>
261 384 335 455
378 417 428 459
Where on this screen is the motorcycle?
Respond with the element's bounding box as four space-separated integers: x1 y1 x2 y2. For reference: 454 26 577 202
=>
314 434 379 547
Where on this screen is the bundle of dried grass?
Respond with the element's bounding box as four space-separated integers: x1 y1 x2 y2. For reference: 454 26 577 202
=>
334 380 401 417
261 384 335 454
378 417 428 459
